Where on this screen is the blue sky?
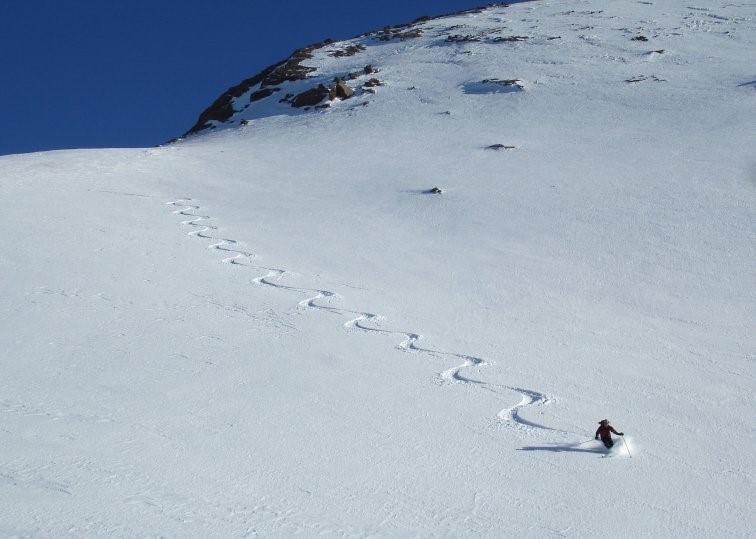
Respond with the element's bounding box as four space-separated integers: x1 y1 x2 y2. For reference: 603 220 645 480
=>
0 1 527 156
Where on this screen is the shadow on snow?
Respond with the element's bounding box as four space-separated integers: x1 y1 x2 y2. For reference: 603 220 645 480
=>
518 443 606 455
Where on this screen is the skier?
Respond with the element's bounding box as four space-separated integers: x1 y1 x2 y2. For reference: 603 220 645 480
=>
595 419 624 449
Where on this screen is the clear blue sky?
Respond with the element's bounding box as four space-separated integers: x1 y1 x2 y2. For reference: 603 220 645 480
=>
0 1 527 156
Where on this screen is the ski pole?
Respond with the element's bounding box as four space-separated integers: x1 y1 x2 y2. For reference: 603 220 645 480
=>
621 435 632 458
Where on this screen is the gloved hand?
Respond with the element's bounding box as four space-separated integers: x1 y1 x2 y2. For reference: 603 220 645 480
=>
595 436 599 440
619 432 624 436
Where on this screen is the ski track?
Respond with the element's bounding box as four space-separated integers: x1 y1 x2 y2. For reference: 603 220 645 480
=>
167 199 557 434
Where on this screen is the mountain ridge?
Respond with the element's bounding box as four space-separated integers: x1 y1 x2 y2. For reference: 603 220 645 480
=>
179 2 517 138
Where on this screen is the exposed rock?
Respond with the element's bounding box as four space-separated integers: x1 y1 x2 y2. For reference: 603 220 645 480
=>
329 79 355 100
347 65 378 80
631 35 649 41
291 85 330 108
492 35 529 42
262 62 316 87
446 34 482 43
184 60 285 135
486 144 516 150
482 78 523 88
463 78 524 95
426 187 444 194
625 75 665 83
258 40 336 87
183 40 332 135
250 88 280 102
363 78 382 88
177 2 517 140
376 25 423 41
336 81 354 99
328 44 366 57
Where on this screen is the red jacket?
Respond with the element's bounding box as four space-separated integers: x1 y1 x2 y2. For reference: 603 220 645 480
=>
596 425 621 439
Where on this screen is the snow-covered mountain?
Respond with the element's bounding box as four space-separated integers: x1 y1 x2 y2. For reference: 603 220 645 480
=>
2 1 754 536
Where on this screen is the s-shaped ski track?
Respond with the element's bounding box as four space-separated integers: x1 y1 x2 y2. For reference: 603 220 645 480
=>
167 198 558 435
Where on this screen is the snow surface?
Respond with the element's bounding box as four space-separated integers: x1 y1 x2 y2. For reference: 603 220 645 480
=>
1 0 755 536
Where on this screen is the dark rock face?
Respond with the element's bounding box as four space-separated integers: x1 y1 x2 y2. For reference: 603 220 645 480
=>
376 25 424 41
625 75 665 83
178 3 518 141
250 88 280 102
183 40 332 135
493 35 529 42
482 78 523 88
463 78 524 95
260 41 328 87
262 63 317 87
331 80 355 99
446 34 482 43
347 65 378 80
328 44 366 57
291 85 330 108
184 61 285 135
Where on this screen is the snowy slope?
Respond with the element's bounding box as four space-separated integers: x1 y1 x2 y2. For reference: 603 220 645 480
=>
1 1 755 537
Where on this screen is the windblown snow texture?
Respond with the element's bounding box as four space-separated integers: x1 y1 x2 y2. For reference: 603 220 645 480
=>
1 1 754 536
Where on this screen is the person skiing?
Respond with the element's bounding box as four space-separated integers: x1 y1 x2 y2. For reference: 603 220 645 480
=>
595 419 624 449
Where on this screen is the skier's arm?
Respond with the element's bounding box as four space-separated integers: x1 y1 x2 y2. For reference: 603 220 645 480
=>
609 426 624 435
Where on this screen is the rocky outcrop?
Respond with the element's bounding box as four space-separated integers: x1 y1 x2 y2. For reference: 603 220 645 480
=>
328 44 366 57
183 39 333 135
482 78 524 89
250 88 280 102
493 35 529 42
376 26 424 41
291 85 330 108
178 3 517 140
184 61 285 135
446 34 482 43
331 79 355 99
259 42 324 87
